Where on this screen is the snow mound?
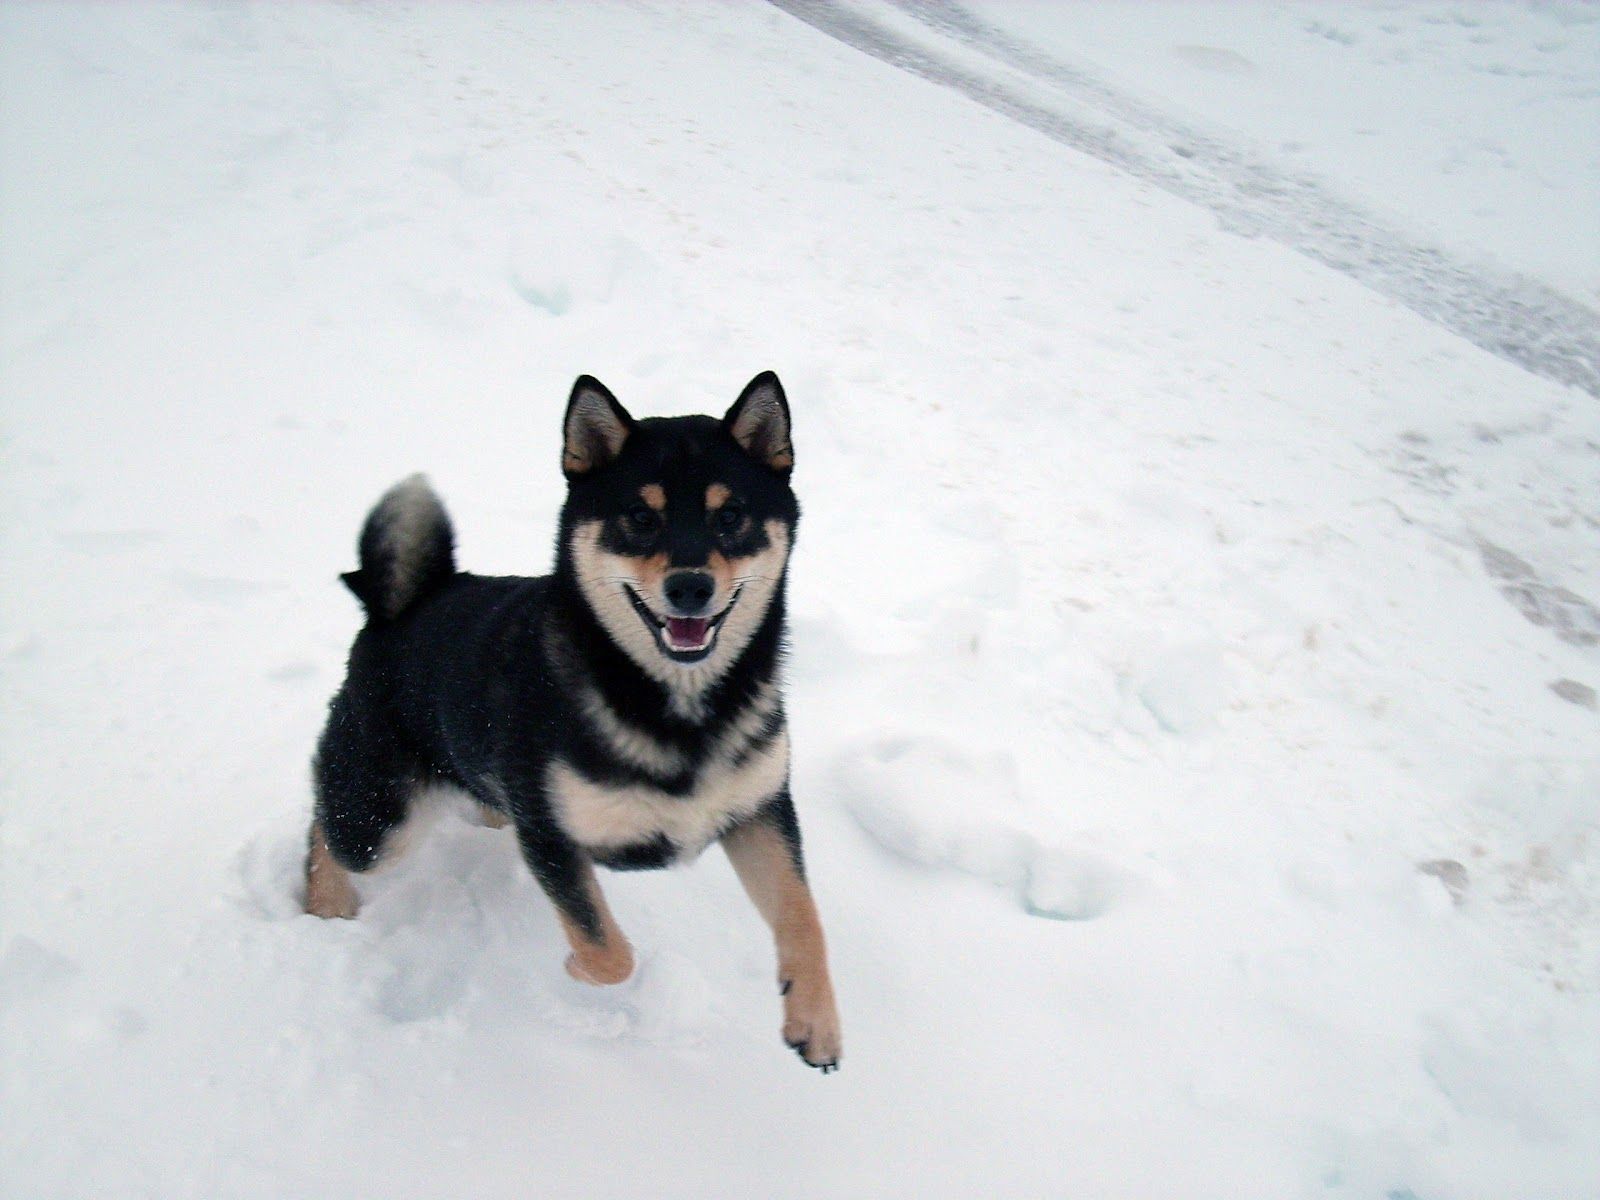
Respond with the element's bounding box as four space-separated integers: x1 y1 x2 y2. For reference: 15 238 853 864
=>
837 735 1127 921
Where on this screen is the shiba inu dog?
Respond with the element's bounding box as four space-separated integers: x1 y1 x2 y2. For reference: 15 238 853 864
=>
304 372 840 1071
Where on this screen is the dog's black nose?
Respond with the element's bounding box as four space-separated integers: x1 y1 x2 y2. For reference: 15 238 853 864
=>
664 571 715 616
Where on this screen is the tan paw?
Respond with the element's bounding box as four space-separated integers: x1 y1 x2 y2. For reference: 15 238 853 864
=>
304 833 359 919
472 803 511 829
304 872 359 919
564 940 635 986
781 975 841 1072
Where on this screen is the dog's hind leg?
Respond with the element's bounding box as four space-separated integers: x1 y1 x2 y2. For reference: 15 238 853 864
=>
305 820 359 919
514 823 634 985
304 695 419 919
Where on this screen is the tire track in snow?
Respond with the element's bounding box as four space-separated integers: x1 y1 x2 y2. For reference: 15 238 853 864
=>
770 0 1600 400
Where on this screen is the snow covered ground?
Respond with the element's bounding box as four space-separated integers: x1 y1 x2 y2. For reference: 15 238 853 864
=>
2 3 1597 1198
776 0 1600 395
972 0 1600 304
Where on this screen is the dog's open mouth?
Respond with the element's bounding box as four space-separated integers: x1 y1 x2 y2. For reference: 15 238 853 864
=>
624 585 741 663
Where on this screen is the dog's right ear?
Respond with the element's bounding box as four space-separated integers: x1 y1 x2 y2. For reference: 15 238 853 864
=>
563 376 634 478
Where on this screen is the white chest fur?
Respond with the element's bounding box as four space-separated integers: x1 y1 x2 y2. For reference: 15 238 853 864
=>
547 729 790 858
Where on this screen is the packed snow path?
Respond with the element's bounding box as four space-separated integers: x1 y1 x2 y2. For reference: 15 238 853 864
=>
774 0 1600 398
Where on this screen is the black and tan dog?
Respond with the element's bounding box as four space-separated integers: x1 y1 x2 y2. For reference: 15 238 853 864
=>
303 372 840 1070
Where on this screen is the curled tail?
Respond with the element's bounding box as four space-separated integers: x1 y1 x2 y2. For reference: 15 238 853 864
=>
341 474 456 620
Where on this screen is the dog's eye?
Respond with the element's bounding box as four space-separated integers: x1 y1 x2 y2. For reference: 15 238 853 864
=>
625 505 660 533
714 504 744 533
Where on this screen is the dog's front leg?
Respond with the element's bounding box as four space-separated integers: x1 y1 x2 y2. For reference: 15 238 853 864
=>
516 824 634 985
722 794 841 1071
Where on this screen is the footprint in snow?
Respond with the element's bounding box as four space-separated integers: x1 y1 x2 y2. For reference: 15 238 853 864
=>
364 932 476 1024
545 949 723 1049
231 824 314 922
837 736 1126 921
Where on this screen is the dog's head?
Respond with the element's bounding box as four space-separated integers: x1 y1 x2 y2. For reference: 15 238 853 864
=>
558 372 798 686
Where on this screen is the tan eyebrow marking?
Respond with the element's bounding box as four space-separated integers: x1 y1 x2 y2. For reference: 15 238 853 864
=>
705 483 732 510
639 484 666 511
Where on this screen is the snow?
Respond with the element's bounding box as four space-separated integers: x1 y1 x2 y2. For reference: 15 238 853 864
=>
2 3 1597 1198
772 0 1600 396
966 0 1600 306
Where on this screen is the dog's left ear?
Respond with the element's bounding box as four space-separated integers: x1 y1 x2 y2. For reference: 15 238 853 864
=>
563 376 634 478
724 371 793 473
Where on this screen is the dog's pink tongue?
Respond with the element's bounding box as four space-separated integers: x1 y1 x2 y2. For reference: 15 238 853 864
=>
665 617 711 651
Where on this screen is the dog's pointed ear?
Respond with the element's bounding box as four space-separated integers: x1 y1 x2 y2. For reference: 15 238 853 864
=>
723 371 793 473
563 376 634 478
340 570 375 609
